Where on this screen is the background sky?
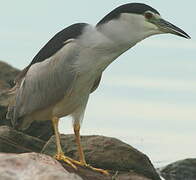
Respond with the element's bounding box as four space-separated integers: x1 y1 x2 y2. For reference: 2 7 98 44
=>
0 0 195 167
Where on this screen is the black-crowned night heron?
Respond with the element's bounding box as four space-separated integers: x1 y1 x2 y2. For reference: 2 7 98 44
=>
6 3 190 174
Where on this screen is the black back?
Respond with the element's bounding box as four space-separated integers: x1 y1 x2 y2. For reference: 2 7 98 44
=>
15 23 88 83
30 23 88 66
97 3 160 26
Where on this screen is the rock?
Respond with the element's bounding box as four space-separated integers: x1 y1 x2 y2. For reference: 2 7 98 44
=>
114 172 153 180
0 61 20 88
0 61 19 124
0 152 154 180
0 152 83 180
0 126 45 153
0 126 160 180
0 105 9 124
42 135 161 180
0 61 20 124
160 158 196 180
0 61 54 141
23 120 54 141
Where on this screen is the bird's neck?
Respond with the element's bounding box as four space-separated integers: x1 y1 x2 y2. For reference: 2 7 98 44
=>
77 24 142 75
96 17 149 47
87 25 137 65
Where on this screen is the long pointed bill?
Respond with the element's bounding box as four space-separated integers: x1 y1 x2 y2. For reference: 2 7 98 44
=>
156 19 191 39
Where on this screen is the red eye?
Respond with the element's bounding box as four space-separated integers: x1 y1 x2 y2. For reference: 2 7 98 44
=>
145 12 153 19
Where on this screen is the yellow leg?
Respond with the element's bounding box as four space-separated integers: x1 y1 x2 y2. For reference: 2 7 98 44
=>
74 124 86 165
52 117 63 154
52 117 109 175
52 117 77 169
73 124 109 175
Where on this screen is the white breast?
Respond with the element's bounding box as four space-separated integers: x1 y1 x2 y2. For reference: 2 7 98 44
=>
52 25 129 117
52 72 95 118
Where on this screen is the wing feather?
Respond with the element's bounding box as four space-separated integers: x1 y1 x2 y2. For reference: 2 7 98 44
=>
12 41 78 124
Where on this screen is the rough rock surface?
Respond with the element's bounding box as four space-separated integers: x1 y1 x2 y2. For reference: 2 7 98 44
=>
0 61 20 88
160 158 196 180
0 152 155 180
0 61 20 125
0 152 83 180
0 61 54 141
43 135 161 180
0 126 45 153
0 125 161 180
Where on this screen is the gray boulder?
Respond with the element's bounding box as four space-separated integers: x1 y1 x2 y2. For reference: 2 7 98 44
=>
160 158 196 180
43 134 161 180
0 61 20 126
0 61 20 88
0 126 45 153
0 125 161 180
0 152 83 180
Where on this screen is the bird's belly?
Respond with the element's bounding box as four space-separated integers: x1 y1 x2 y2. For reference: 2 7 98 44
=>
52 75 95 118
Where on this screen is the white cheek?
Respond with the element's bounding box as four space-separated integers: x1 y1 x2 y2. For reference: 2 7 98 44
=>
143 21 158 31
120 14 159 40
121 13 144 28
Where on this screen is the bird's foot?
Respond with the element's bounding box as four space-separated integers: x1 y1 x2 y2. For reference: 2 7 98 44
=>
85 164 109 176
54 153 109 175
54 152 77 169
73 161 109 175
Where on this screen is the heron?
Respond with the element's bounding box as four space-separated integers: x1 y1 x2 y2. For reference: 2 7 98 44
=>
6 3 190 174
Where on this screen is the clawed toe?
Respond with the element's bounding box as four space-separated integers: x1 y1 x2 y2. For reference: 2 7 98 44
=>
85 164 109 175
54 153 109 175
73 161 109 175
54 153 77 169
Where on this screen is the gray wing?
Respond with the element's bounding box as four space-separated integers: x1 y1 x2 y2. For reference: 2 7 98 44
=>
12 41 78 124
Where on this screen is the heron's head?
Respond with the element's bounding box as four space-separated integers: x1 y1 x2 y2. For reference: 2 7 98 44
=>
96 3 190 45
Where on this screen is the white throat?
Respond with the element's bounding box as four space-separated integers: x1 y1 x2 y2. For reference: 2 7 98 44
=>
76 15 159 75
